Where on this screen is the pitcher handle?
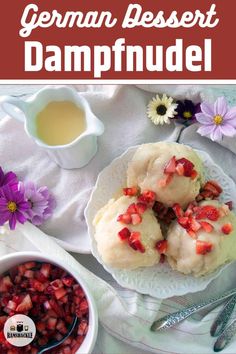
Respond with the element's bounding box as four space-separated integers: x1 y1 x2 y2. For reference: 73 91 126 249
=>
0 96 28 122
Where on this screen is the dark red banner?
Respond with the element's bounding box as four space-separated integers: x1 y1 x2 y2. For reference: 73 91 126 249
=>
0 0 235 79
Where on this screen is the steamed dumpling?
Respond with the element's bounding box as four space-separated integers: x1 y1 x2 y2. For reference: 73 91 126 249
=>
127 142 204 208
166 200 236 277
93 196 163 269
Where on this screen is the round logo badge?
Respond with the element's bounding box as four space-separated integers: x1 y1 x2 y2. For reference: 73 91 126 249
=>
3 314 36 347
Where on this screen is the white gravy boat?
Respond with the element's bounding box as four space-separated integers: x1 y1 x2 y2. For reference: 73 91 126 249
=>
0 86 104 169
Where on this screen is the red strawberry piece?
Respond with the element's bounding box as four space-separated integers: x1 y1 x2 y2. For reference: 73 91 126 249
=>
24 261 36 269
159 173 174 188
190 218 202 232
127 203 137 214
176 158 194 177
131 213 142 225
36 321 46 333
187 230 197 239
29 279 45 292
196 240 213 255
47 317 57 330
195 205 220 221
123 187 139 196
0 276 13 292
164 156 176 174
178 216 189 227
222 223 233 235
40 263 51 278
138 190 156 207
49 299 65 317
128 232 146 253
56 319 67 334
172 203 184 218
200 221 214 233
16 294 33 312
117 213 132 224
62 276 75 287
6 300 17 311
225 201 233 210
118 227 131 240
62 346 72 354
207 180 223 194
175 163 184 176
190 170 198 180
50 279 63 290
155 240 168 254
77 319 88 336
136 202 147 214
0 316 7 330
24 270 34 279
79 299 89 314
54 287 67 300
202 181 220 196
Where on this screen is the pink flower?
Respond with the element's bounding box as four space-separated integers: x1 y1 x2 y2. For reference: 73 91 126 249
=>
0 185 29 230
19 181 56 226
196 97 236 141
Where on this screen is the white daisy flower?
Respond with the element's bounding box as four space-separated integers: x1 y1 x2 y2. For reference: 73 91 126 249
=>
147 94 178 125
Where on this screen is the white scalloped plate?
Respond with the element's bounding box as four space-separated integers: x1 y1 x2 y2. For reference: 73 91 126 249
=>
85 145 236 299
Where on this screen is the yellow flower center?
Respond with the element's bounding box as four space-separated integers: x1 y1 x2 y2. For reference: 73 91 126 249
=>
183 111 192 119
7 201 17 213
213 115 223 125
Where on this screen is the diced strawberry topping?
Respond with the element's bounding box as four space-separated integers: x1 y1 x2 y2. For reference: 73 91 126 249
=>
200 221 214 233
138 190 156 207
127 203 137 214
176 158 194 177
190 218 202 232
175 163 184 176
123 187 139 196
118 227 131 240
190 170 198 180
128 232 145 253
196 180 223 202
187 230 197 239
131 213 142 225
0 261 90 353
155 240 168 254
196 240 213 255
222 223 233 235
172 203 184 218
158 174 174 188
136 202 147 214
117 213 132 224
16 294 33 313
178 216 189 227
164 156 176 174
195 205 220 221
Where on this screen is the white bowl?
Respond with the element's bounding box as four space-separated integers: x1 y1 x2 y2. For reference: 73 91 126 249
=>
0 251 98 354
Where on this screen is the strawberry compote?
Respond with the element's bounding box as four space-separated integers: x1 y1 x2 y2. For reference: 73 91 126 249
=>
0 262 89 353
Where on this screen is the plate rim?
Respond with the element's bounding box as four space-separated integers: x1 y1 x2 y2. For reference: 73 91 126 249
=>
85 144 236 298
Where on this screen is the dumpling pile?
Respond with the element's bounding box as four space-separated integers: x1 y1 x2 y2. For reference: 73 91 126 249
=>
127 142 204 208
93 142 236 276
166 200 236 276
93 194 163 269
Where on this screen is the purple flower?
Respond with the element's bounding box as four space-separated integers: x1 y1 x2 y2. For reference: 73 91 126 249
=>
175 100 201 126
19 181 56 226
196 97 236 141
0 167 18 190
0 185 30 230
